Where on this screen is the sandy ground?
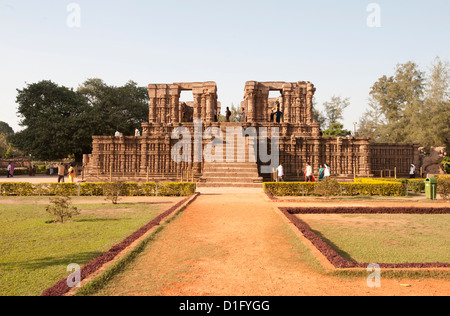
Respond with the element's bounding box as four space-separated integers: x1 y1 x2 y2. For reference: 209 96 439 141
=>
95 193 450 296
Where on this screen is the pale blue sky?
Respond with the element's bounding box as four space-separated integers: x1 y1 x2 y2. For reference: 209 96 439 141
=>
1 0 449 132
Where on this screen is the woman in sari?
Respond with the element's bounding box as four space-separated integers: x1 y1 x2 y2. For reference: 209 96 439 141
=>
318 164 325 182
68 165 76 183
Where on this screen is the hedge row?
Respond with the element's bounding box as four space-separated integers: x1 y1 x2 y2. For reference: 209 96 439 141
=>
0 182 196 197
264 181 403 197
356 176 450 194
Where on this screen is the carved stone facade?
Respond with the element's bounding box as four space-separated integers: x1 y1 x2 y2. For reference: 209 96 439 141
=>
83 81 420 184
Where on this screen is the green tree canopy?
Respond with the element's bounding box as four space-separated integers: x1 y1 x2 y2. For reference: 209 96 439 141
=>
0 121 14 136
322 123 352 137
10 80 93 161
77 79 149 137
358 58 449 150
10 79 150 162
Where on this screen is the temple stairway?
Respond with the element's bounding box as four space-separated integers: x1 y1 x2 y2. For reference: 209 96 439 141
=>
197 132 263 188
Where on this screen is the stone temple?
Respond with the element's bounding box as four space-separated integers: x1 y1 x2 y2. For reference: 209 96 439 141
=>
83 81 420 187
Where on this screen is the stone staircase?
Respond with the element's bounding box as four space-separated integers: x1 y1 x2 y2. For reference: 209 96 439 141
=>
197 132 263 188
198 162 263 188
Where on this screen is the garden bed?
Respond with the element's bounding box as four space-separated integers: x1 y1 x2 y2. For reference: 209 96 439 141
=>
279 207 450 270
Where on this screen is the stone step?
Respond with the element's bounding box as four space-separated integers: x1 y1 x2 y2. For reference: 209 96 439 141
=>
196 182 263 188
204 162 258 168
202 177 262 183
203 171 259 177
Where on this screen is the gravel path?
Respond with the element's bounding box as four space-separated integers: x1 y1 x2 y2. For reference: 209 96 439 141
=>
94 193 450 296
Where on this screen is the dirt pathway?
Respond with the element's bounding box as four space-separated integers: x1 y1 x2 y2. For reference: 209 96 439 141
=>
96 193 450 296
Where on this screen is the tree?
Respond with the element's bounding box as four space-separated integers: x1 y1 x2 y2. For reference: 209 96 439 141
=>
10 80 93 161
0 122 14 136
322 96 350 129
322 123 352 137
312 97 327 127
78 79 149 137
0 121 16 158
45 195 80 224
421 57 450 149
357 97 384 140
358 58 449 150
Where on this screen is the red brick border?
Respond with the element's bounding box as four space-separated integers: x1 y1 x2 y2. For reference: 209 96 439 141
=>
41 193 199 296
279 207 450 269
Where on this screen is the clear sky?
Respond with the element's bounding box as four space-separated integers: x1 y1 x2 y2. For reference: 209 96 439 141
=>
1 0 449 132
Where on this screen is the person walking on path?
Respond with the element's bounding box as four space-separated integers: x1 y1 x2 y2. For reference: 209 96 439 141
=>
276 163 285 182
50 163 54 176
305 162 313 182
6 162 14 178
58 163 66 183
410 164 416 179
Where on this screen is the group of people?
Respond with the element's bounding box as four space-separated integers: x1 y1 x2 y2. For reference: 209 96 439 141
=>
48 162 77 183
276 162 331 182
56 163 76 183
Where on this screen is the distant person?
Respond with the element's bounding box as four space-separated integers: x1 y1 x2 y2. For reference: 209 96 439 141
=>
7 162 14 178
410 164 416 179
135 128 141 137
277 163 285 182
68 165 76 183
318 164 325 182
226 107 231 122
305 162 313 182
32 165 36 176
50 163 54 176
115 130 120 137
324 164 331 178
58 163 66 183
275 105 283 123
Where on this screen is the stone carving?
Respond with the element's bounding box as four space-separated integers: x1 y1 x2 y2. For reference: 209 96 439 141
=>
420 147 447 175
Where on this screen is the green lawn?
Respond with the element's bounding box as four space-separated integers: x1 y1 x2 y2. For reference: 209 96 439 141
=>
298 214 450 264
0 197 165 296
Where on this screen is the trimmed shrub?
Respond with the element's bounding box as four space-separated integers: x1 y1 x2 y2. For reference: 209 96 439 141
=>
437 177 450 200
264 181 403 197
0 182 196 197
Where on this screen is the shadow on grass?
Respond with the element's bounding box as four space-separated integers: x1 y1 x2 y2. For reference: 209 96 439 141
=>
0 251 103 271
310 229 357 263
